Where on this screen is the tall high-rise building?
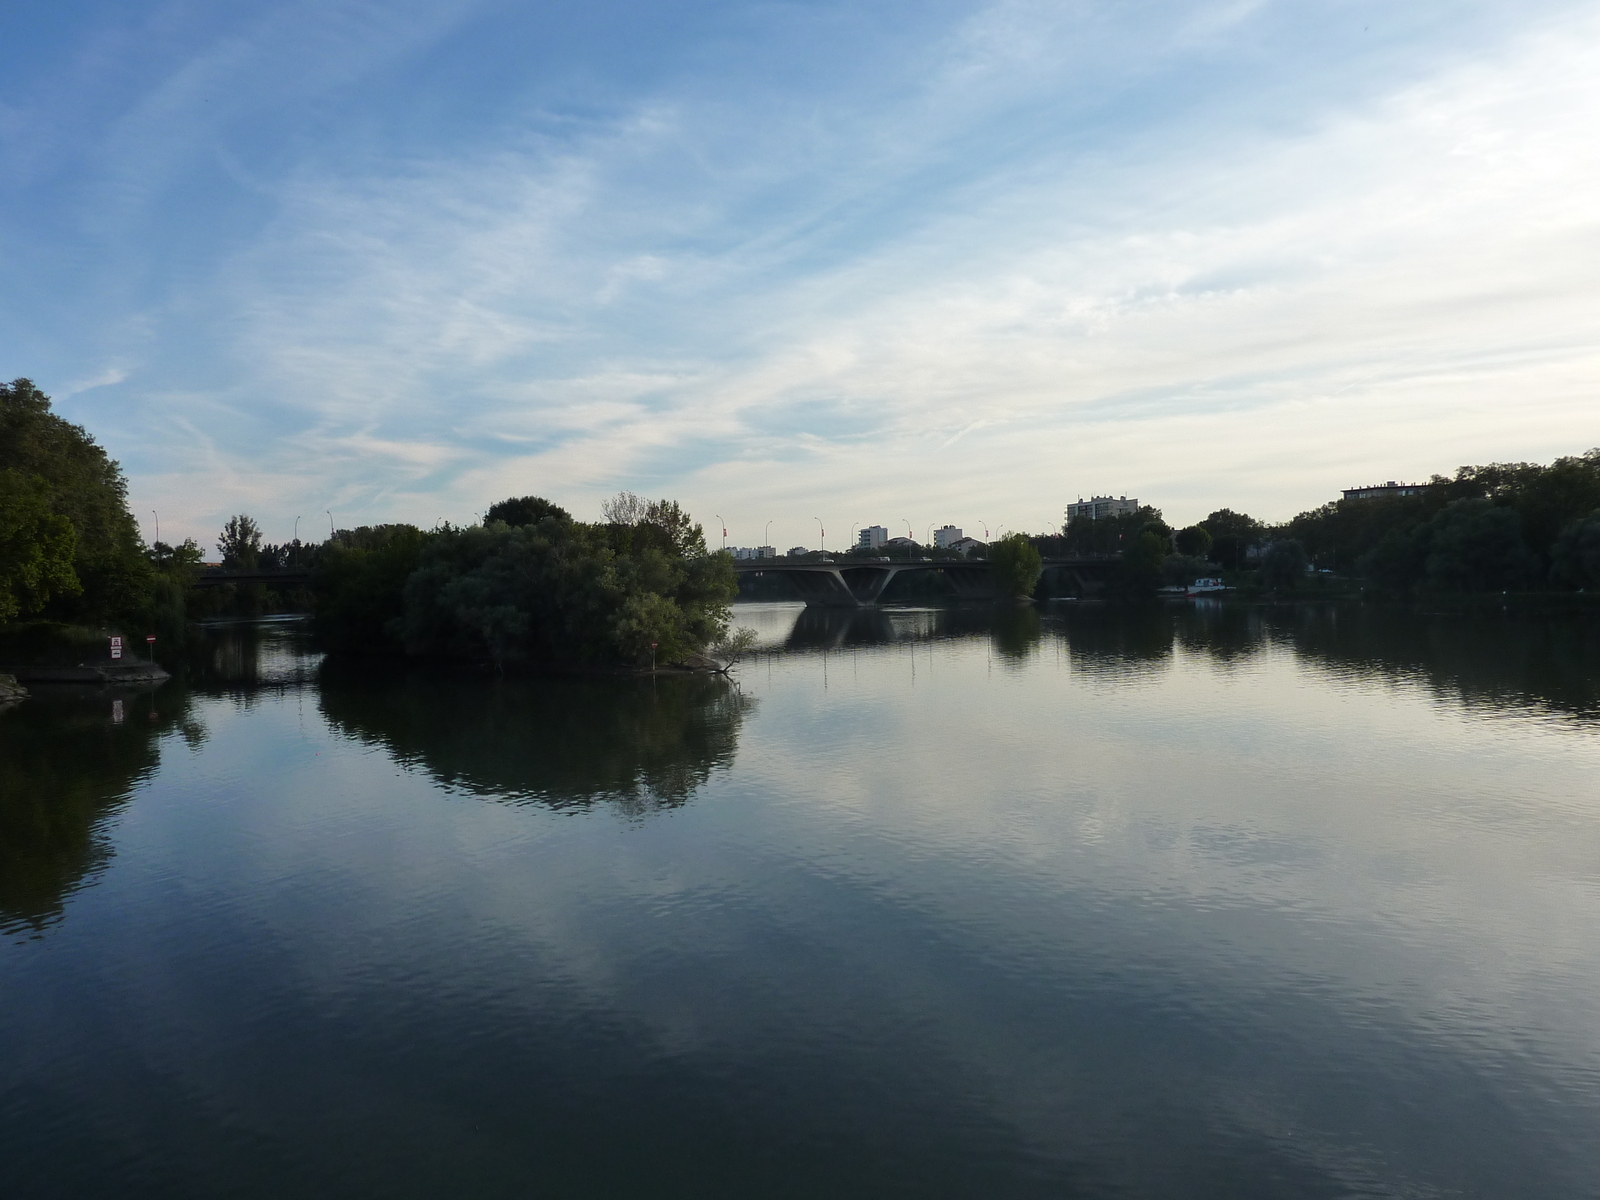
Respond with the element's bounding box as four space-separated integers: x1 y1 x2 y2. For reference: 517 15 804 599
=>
933 525 962 548
857 525 889 549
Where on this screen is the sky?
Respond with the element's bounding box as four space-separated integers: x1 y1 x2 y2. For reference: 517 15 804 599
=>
3 0 1598 550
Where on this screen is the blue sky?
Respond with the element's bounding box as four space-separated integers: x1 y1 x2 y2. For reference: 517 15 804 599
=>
4 0 1598 549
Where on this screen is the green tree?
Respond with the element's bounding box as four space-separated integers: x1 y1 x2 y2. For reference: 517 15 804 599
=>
989 532 1043 600
1422 499 1538 591
1356 527 1425 592
1260 539 1309 591
1120 530 1168 593
1551 510 1600 589
0 378 150 622
485 496 572 527
0 470 81 622
1199 509 1265 570
218 514 263 569
314 525 429 653
1174 525 1213 558
315 497 739 672
1062 505 1165 556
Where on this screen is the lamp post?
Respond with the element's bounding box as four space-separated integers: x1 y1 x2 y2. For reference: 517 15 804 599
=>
150 510 159 546
904 519 914 560
764 520 773 555
327 511 335 539
716 514 727 551
814 517 824 554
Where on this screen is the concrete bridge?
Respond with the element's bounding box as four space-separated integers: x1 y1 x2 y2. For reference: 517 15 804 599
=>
732 557 1118 606
191 557 1121 606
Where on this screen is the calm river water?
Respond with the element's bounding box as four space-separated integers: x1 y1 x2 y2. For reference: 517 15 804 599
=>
3 603 1600 1198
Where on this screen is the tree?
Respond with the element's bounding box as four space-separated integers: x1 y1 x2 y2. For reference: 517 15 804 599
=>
1551 509 1600 589
1062 505 1165 556
1357 527 1424 592
314 525 429 654
1197 509 1264 569
379 500 736 671
0 378 150 622
989 533 1042 600
1259 539 1309 591
0 470 80 622
1120 530 1167 593
1174 525 1213 558
1422 499 1538 592
485 496 571 527
710 627 759 671
601 491 650 525
218 515 263 569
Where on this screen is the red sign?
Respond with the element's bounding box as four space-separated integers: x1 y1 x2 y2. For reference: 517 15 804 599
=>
110 636 122 660
146 636 156 643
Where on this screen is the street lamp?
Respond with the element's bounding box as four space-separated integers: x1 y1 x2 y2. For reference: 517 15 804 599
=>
327 510 334 539
715 513 727 550
814 517 825 553
293 515 300 544
764 520 773 554
150 510 159 546
903 519 914 560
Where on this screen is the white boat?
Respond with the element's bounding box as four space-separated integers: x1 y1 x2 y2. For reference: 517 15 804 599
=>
1186 577 1231 596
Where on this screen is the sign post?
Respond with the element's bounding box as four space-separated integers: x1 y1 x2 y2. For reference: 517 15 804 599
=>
109 636 122 661
651 641 657 673
146 634 156 664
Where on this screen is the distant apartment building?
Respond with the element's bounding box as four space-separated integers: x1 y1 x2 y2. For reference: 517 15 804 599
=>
731 546 776 560
933 525 962 549
1066 495 1140 523
1341 481 1427 501
948 536 986 555
787 546 809 558
857 525 889 550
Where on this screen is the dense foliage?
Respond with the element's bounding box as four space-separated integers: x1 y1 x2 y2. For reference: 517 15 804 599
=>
1286 451 1600 590
314 497 738 671
314 525 430 653
989 533 1043 599
1197 509 1266 570
0 469 80 621
1060 505 1166 556
0 379 154 623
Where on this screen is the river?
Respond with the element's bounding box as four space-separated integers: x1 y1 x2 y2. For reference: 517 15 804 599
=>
3 602 1599 1198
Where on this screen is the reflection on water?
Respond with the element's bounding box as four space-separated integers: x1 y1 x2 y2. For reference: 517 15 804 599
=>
0 683 199 936
181 616 323 694
735 600 1600 719
3 604 1600 1197
318 665 752 814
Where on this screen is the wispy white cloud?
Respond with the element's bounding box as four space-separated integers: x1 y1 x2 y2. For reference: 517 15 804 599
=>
6 1 1597 545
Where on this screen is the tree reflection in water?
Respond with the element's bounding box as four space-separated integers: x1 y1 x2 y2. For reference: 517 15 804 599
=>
317 665 754 815
0 683 201 937
742 600 1600 721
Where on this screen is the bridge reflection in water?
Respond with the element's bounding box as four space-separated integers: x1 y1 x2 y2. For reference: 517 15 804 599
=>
731 557 1116 606
729 601 1046 656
